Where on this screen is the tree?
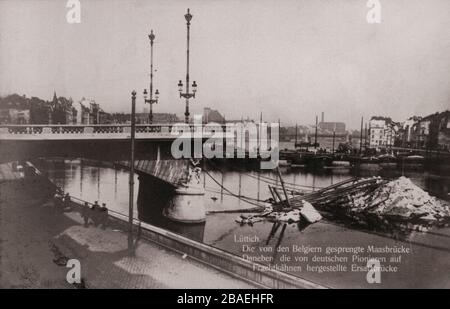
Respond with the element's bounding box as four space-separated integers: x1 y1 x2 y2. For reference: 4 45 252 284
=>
29 96 51 124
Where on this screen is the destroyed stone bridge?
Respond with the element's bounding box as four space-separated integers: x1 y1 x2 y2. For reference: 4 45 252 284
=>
0 123 242 223
0 124 186 163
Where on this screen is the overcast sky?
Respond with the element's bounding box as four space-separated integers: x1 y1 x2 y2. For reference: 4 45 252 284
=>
1 0 449 128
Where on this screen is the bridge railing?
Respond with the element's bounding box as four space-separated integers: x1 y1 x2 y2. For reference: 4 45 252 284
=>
0 124 236 140
0 124 273 145
0 124 175 135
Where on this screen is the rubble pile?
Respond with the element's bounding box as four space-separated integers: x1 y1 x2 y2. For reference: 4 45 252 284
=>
234 176 449 233
348 176 450 227
235 214 265 225
235 201 322 226
266 208 301 223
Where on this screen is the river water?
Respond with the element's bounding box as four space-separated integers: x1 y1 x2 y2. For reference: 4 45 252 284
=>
36 159 450 288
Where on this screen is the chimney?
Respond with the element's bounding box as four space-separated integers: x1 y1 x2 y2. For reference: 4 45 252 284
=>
321 112 324 123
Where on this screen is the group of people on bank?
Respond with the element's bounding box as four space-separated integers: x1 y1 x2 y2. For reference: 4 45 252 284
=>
81 200 109 229
53 189 72 212
53 188 109 229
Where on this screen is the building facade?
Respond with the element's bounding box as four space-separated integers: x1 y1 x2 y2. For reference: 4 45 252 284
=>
0 94 31 124
412 111 450 150
203 107 225 124
369 116 398 147
383 111 449 150
0 108 30 124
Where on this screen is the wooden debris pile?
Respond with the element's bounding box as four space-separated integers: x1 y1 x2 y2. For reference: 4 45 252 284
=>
235 175 450 233
235 200 322 226
293 176 450 231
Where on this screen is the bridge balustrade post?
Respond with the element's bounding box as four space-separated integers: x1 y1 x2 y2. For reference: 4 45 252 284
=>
161 125 170 134
83 127 94 134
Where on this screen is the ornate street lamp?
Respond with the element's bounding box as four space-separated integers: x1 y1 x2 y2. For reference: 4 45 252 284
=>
143 30 159 124
178 8 198 123
128 90 136 254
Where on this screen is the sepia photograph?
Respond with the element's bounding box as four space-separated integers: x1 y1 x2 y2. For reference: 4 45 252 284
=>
0 0 449 294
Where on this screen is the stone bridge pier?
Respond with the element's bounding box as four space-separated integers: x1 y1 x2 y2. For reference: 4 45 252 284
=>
128 159 206 224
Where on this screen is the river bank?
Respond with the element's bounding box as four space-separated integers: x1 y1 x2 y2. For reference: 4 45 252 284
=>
0 164 256 288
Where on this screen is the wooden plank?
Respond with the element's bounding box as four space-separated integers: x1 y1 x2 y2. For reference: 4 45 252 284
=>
268 185 279 203
286 177 387 210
